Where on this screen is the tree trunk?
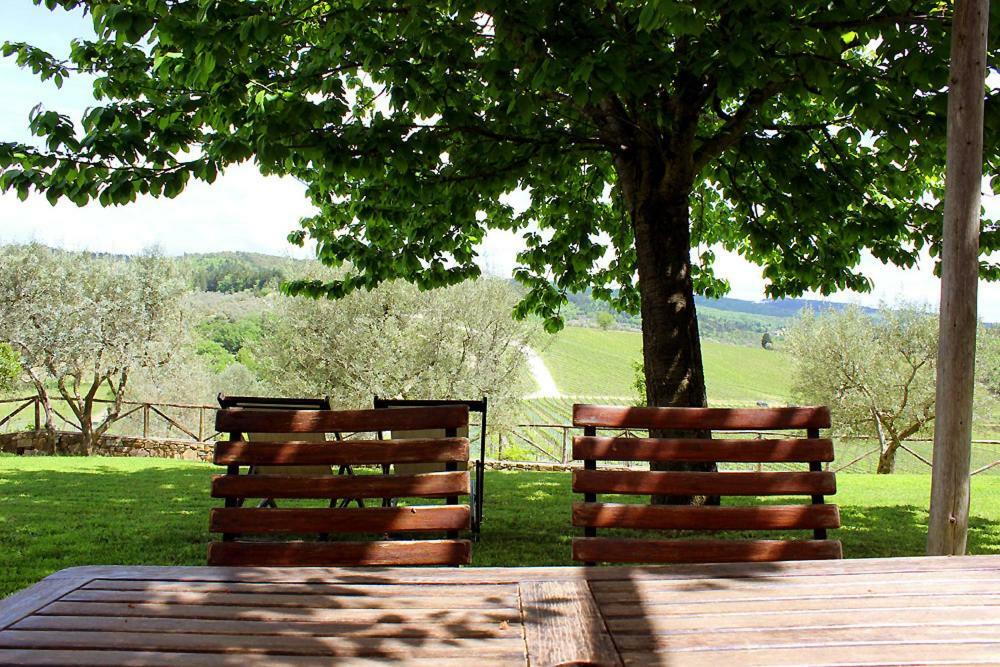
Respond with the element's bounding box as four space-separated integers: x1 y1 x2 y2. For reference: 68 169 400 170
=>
876 444 898 474
617 148 714 505
928 0 988 556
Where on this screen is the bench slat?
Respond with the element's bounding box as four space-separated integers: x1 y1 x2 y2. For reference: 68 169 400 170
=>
216 405 469 434
210 506 471 534
213 439 469 466
207 539 472 566
572 470 836 496
573 537 843 564
211 471 470 499
573 436 834 462
572 502 841 530
572 404 831 430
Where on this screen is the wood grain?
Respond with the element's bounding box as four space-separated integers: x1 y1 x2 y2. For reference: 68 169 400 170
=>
210 505 471 534
573 537 843 564
0 631 526 658
0 650 506 666
0 577 86 631
213 438 469 466
520 580 622 667
216 405 468 434
60 588 516 610
41 601 520 624
573 404 831 430
207 539 472 566
4 557 1000 666
572 469 836 496
572 502 840 531
211 471 470 499
14 615 523 639
573 436 834 462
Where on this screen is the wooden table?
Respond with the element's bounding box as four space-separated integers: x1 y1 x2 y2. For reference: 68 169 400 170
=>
1 556 999 665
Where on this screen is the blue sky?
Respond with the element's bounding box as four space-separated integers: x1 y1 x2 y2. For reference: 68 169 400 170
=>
1 0 998 321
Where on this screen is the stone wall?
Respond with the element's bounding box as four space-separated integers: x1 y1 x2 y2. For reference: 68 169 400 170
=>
0 430 213 461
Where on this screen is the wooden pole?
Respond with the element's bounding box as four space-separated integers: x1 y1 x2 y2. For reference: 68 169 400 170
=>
927 0 989 556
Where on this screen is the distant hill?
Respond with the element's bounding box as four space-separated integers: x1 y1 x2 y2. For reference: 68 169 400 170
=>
694 296 879 318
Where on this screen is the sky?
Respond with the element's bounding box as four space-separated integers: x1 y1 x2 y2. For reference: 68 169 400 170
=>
1 1 998 321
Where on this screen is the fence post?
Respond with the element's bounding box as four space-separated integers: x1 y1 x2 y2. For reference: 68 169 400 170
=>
561 427 568 464
33 397 40 432
198 407 204 442
142 404 150 438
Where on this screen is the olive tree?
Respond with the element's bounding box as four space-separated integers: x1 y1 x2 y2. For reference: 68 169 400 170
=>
0 244 185 453
251 277 533 433
786 305 939 474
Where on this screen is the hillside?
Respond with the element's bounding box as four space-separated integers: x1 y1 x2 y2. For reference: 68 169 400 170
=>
537 326 793 405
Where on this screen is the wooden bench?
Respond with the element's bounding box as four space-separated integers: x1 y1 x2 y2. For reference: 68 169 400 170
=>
571 404 842 564
208 404 472 566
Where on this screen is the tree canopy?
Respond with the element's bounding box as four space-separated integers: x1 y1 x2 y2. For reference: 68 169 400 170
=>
0 244 185 453
2 1 998 414
787 304 940 474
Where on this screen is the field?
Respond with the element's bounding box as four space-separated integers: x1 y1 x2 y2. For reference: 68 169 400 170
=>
537 325 793 403
2 456 1000 598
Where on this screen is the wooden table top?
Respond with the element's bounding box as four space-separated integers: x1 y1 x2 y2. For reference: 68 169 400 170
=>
1 556 999 666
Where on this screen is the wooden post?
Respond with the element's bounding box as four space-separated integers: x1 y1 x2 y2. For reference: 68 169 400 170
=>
198 407 204 442
928 0 989 556
142 404 150 438
33 397 40 432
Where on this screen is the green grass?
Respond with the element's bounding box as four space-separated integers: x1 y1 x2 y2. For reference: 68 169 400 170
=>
2 456 999 598
539 326 792 403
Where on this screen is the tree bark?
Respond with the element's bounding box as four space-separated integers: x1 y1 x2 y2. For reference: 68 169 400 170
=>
928 0 988 556
617 147 714 505
876 444 898 474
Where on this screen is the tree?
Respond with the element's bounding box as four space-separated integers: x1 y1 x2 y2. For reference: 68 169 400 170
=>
786 305 939 474
760 332 773 350
979 326 1000 398
251 277 533 434
0 245 185 454
2 2 998 470
0 344 20 393
595 311 616 331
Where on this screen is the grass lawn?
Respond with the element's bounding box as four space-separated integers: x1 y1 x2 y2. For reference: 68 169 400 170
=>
2 456 999 598
539 326 793 403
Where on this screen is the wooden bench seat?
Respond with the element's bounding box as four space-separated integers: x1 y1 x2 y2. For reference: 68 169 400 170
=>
571 404 841 565
208 404 472 566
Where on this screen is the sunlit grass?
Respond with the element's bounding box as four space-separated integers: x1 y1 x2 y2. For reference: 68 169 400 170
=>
1 456 998 598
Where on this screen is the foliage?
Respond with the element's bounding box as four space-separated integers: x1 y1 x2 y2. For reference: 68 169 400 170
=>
3 457 1000 598
181 253 288 293
0 244 186 453
595 311 615 330
195 315 263 356
251 277 534 433
979 326 1000 399
786 305 939 474
3 2 998 420
0 344 20 393
1 2 996 311
761 332 773 349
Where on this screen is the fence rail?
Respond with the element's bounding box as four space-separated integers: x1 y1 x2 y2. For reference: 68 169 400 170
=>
2 395 998 474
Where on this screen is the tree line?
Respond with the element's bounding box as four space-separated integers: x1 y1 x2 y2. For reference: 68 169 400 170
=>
0 244 534 454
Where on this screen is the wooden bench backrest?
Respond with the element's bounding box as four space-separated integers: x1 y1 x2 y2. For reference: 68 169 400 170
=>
571 404 842 564
208 405 472 567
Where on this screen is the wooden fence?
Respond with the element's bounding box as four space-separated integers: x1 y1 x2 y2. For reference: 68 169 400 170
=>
2 395 998 474
0 396 223 443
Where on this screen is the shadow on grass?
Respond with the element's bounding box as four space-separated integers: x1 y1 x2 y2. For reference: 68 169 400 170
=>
836 504 1000 558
